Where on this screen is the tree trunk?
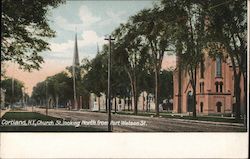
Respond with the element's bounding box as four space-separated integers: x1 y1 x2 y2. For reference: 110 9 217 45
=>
192 85 197 117
177 63 182 113
190 69 197 118
132 80 138 115
98 96 100 111
123 97 126 111
234 74 241 120
128 97 130 111
105 96 108 112
126 69 138 115
142 92 145 111
193 70 197 117
243 73 247 127
146 94 148 112
56 95 59 109
115 96 117 113
155 68 160 116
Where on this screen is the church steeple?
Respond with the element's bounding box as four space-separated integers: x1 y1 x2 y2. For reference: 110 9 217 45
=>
97 43 100 54
73 33 80 67
72 31 80 110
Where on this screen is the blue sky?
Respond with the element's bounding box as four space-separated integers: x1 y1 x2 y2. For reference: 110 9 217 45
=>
44 0 155 63
7 0 160 95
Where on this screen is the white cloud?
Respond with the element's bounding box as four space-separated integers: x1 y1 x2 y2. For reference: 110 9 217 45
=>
50 40 74 53
48 30 107 59
55 16 83 32
80 30 106 46
54 5 101 31
79 5 101 28
49 5 124 60
98 10 127 27
55 5 127 32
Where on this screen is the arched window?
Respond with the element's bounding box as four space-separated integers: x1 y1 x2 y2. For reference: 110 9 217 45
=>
215 82 219 92
200 82 204 93
216 102 222 112
219 82 223 93
200 61 204 78
216 57 222 77
215 82 223 93
200 102 203 113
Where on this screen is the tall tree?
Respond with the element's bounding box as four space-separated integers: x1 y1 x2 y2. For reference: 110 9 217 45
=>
1 0 65 71
31 72 73 107
161 0 206 117
131 7 172 116
113 22 149 115
202 0 247 119
1 78 24 105
31 81 46 105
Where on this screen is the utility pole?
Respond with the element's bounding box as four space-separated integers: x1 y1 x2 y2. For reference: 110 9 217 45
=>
11 77 14 109
105 35 115 132
45 81 48 116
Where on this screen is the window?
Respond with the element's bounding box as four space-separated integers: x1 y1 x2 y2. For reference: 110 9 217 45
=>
215 82 219 92
200 102 203 113
215 82 223 93
200 82 204 93
200 83 202 93
216 102 222 112
216 82 223 93
216 57 222 77
219 82 223 93
200 61 205 78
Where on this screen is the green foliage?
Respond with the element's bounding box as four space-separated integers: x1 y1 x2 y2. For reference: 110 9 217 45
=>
83 51 108 97
1 0 65 71
159 70 173 102
31 71 73 106
1 77 24 105
202 0 247 119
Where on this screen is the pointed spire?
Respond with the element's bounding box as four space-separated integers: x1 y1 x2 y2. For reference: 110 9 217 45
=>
72 30 79 110
73 32 80 67
97 43 100 54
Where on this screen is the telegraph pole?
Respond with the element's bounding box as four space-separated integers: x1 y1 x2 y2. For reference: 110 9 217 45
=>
105 35 114 132
45 81 48 116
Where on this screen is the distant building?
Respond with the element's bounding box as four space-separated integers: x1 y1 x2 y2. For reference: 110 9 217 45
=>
1 88 6 108
173 51 245 115
89 91 155 112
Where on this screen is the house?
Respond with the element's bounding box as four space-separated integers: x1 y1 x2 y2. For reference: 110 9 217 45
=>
1 88 6 109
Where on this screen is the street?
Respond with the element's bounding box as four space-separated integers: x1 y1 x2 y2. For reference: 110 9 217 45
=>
29 107 246 132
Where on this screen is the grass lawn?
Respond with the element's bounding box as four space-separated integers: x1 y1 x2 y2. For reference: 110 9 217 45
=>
114 111 244 124
0 112 106 132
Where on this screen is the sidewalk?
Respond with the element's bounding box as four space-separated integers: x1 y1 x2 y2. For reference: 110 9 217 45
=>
30 107 245 127
0 108 10 118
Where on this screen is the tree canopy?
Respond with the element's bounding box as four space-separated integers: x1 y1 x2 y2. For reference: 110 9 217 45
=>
1 0 65 71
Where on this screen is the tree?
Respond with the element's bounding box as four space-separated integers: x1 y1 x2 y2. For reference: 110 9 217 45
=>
131 7 173 116
81 49 107 110
1 77 24 106
112 22 150 115
31 72 73 107
159 70 173 103
31 81 46 105
1 0 65 71
83 44 131 112
202 0 247 119
160 0 206 117
47 72 73 107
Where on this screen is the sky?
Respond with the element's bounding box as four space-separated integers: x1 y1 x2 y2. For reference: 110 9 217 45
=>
5 0 176 95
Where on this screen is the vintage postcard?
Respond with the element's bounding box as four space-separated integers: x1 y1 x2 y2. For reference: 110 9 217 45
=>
0 0 248 158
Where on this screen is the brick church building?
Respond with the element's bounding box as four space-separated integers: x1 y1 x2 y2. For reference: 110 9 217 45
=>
173 51 245 115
